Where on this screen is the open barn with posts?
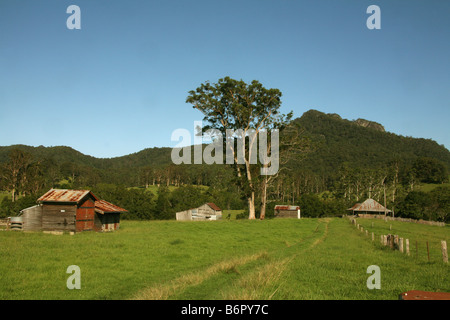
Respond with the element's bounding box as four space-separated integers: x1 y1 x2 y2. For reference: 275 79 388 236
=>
347 198 391 217
19 189 127 233
176 203 222 221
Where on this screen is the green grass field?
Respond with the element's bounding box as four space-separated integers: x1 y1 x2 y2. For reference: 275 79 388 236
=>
355 218 449 263
0 191 10 202
416 182 450 192
137 184 209 196
222 210 244 220
0 218 448 300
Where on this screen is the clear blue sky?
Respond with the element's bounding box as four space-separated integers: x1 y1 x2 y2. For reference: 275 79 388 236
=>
0 0 449 158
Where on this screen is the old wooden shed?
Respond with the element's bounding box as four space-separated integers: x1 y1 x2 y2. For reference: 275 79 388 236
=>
274 205 301 218
20 189 127 233
37 189 98 232
176 203 222 221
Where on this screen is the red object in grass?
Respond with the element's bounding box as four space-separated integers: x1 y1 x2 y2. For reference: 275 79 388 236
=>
400 290 450 300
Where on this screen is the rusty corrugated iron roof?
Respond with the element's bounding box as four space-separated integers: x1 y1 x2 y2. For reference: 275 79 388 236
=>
206 203 221 211
95 200 128 214
37 189 99 203
347 203 362 211
347 198 391 212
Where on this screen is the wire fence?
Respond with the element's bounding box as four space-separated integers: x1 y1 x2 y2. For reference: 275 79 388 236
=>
348 216 448 264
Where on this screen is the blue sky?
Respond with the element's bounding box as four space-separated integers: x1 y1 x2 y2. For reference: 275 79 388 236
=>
0 0 449 158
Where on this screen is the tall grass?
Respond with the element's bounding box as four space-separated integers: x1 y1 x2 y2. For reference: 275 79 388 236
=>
0 218 448 300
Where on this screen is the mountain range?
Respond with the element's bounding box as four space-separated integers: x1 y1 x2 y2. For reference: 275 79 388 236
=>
1 109 449 187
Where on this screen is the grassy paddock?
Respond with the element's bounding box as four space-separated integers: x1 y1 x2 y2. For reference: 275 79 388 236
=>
139 185 208 196
416 182 450 192
0 191 10 202
354 217 449 262
0 218 448 300
222 210 244 220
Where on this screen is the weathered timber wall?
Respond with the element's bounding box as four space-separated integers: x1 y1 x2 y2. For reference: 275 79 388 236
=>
42 204 76 232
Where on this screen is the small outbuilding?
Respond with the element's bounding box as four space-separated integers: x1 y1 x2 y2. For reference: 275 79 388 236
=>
38 189 98 232
176 203 222 221
274 205 301 219
95 199 128 231
20 189 127 233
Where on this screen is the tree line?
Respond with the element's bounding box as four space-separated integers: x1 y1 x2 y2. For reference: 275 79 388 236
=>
0 145 448 222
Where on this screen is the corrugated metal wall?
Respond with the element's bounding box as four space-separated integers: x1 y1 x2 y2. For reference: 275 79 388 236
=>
76 198 95 232
22 205 43 231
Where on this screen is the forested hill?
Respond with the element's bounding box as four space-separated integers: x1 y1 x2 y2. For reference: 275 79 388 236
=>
0 144 175 186
292 110 450 176
0 109 449 187
0 145 173 170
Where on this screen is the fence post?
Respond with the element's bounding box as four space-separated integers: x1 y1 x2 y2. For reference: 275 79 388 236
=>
372 232 374 242
399 238 404 253
442 241 448 263
406 239 410 256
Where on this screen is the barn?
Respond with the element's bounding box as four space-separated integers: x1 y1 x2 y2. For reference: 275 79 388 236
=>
274 205 301 218
176 203 222 221
20 189 127 233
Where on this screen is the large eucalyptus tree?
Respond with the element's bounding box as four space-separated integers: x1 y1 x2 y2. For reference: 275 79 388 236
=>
186 77 293 219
